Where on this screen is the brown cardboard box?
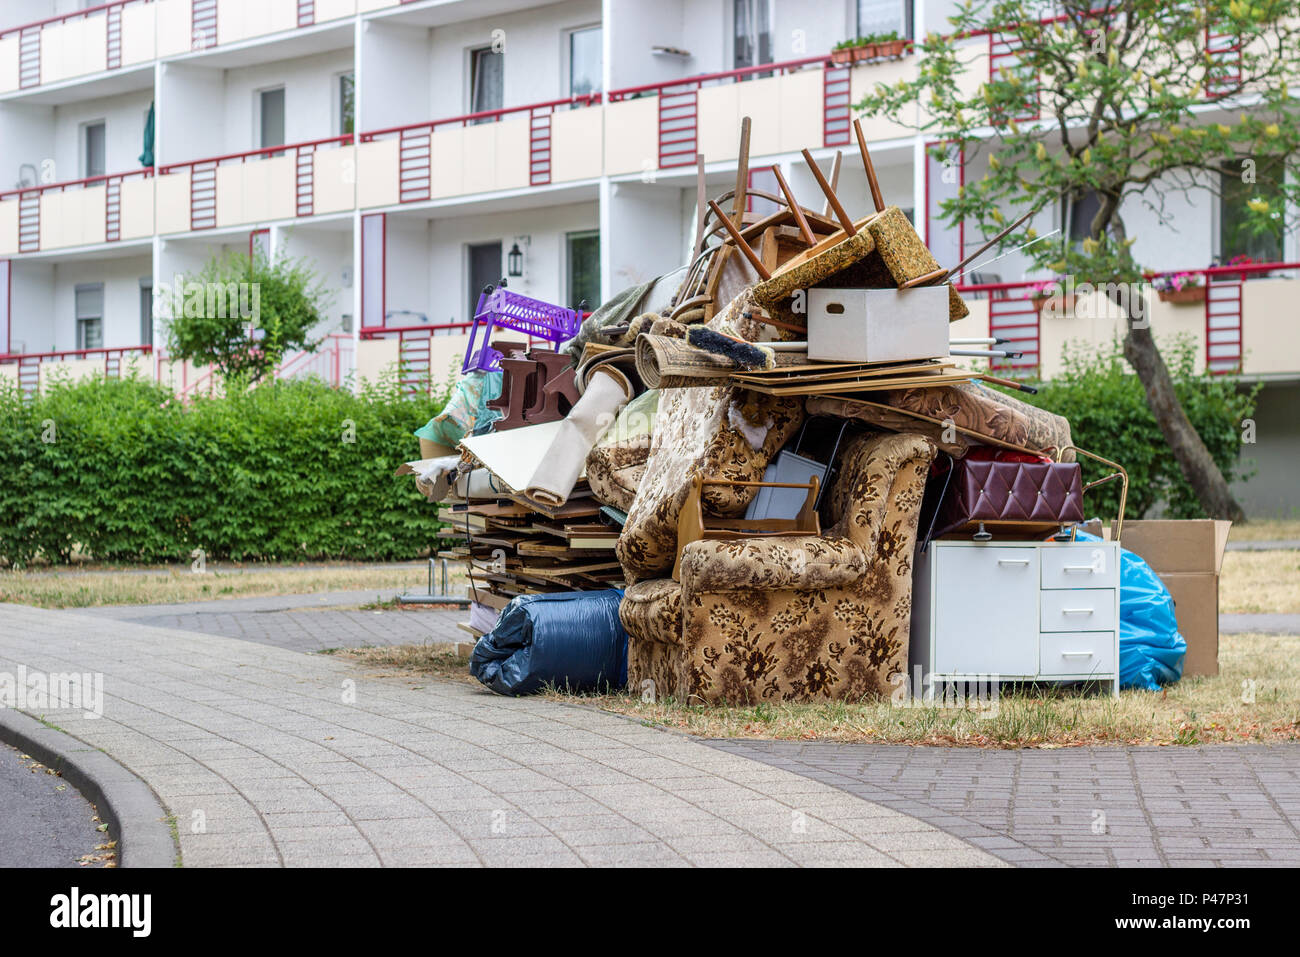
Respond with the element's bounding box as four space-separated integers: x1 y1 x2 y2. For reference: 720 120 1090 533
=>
1113 520 1232 677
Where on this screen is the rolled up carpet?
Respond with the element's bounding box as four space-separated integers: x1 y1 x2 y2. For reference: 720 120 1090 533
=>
523 365 633 508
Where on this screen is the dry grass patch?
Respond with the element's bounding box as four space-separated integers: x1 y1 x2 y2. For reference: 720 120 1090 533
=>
1228 519 1300 542
0 563 453 609
334 632 1300 748
1219 550 1300 614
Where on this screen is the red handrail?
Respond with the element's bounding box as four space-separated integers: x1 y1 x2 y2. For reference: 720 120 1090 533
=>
359 94 602 141
0 166 154 203
157 135 354 175
0 344 152 362
0 0 153 39
606 54 831 102
359 322 474 339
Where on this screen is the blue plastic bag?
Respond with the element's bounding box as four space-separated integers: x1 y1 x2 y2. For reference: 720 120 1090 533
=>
1075 531 1186 690
470 590 627 696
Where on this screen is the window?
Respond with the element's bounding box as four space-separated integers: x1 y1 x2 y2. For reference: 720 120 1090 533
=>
857 0 914 39
140 279 153 346
1064 190 1102 247
733 0 773 70
566 230 600 311
568 26 601 98
83 121 106 179
75 284 104 351
1220 157 1284 264
467 242 503 322
338 72 355 136
469 47 503 122
259 88 286 150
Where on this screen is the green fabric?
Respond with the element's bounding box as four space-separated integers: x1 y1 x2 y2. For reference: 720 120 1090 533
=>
139 102 154 168
415 370 502 447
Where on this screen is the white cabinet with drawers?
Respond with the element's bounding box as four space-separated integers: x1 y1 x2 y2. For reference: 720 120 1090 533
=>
910 539 1121 696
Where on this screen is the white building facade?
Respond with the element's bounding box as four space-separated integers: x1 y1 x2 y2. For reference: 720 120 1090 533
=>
0 0 1296 514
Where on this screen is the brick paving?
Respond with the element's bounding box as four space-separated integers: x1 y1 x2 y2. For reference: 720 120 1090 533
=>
0 604 999 868
74 592 464 653
706 740 1300 867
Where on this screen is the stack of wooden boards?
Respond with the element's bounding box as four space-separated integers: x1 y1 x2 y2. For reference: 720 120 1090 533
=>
436 481 623 622
730 356 974 396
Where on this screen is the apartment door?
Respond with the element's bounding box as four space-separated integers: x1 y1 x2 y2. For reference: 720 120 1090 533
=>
733 0 773 71
139 279 153 346
467 242 502 321
260 88 286 150
75 283 104 351
83 121 106 179
568 26 602 97
567 230 600 310
469 47 503 123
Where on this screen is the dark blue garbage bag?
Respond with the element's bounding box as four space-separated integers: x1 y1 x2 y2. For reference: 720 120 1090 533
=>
1076 531 1186 690
470 590 627 696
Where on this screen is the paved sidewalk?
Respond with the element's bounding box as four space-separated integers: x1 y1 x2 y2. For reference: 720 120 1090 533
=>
0 604 998 868
75 593 462 653
709 740 1300 867
1219 613 1300 635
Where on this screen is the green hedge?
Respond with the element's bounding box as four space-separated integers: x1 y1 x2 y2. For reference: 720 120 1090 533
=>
1008 336 1258 520
0 372 444 565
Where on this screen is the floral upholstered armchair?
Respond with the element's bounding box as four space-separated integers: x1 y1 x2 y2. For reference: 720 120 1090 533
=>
619 430 937 705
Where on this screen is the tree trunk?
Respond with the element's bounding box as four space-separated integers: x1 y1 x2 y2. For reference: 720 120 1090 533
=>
1122 320 1245 522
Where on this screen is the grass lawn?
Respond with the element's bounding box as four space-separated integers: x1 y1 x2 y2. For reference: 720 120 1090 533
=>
333 631 1300 748
0 563 450 608
1220 549 1300 613
1227 518 1300 542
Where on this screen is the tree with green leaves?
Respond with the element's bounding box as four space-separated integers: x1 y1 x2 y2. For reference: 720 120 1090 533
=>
163 249 332 385
857 0 1299 521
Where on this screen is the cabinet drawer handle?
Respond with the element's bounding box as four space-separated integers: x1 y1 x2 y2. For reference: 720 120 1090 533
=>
1061 651 1095 658
1062 564 1098 572
1060 608 1095 615
997 559 1030 566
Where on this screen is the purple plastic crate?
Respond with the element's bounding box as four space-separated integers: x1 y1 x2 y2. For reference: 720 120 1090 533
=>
462 286 581 373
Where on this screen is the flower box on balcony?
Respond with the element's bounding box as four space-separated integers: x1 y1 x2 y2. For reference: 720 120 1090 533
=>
1156 285 1207 305
876 39 908 59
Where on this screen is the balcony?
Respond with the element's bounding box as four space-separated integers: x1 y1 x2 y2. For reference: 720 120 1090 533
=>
0 344 152 395
156 135 353 232
0 169 155 255
954 261 1300 381
0 0 391 96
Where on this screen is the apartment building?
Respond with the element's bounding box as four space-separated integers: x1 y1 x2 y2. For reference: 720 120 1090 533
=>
0 0 1295 514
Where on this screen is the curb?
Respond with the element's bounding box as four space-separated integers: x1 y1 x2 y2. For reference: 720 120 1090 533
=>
0 709 178 868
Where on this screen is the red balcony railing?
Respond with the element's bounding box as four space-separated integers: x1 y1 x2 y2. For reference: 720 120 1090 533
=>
360 322 471 395
359 93 601 200
0 168 154 254
0 344 152 396
0 0 155 89
157 134 352 230
607 55 846 168
958 260 1300 377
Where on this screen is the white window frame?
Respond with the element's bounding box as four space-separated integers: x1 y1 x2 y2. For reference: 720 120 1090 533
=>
81 119 107 179
254 85 287 151
564 24 602 99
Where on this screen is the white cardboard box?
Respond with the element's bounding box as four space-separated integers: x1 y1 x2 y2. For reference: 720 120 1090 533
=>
807 287 949 363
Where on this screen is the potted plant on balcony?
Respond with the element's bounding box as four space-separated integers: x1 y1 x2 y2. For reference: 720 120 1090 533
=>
1152 270 1206 304
831 37 876 64
875 31 909 59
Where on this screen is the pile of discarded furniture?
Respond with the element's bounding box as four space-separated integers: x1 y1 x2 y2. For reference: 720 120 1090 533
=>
399 117 1194 704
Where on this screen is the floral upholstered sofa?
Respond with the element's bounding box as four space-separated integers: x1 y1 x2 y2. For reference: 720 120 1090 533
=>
619 430 937 705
